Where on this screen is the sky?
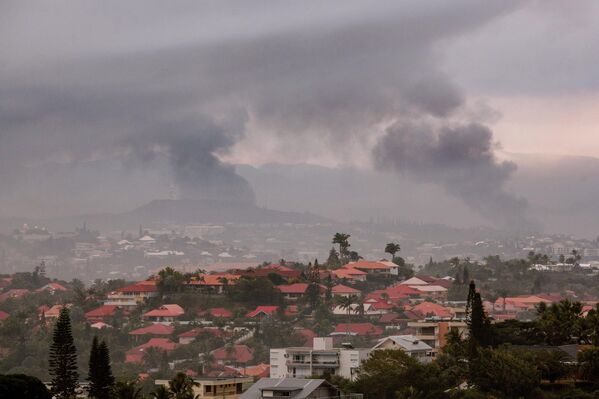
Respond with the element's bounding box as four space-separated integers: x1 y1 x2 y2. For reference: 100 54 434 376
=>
1 0 599 227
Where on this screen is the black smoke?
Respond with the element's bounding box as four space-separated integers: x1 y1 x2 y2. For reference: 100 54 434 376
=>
373 121 535 229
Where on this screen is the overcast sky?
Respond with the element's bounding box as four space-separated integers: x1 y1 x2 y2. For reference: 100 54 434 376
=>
1 1 598 223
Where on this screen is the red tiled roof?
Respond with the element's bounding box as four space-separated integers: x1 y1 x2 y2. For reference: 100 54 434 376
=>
0 289 30 302
378 313 401 323
331 284 361 294
211 345 254 363
143 304 184 318
246 306 279 318
126 338 178 363
0 310 9 321
37 282 68 292
85 305 119 319
277 283 309 294
188 274 240 286
45 304 72 317
240 363 270 377
129 324 175 336
332 267 367 279
333 323 384 336
117 282 158 293
410 302 452 318
199 308 233 318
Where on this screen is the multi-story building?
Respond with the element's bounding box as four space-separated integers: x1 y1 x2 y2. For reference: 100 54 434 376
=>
407 320 468 353
155 377 253 399
270 338 370 381
104 281 158 307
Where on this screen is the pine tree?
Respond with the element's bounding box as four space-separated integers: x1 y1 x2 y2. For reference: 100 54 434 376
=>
49 307 79 399
88 337 115 399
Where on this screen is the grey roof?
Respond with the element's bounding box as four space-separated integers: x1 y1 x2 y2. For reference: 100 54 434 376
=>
372 335 433 351
240 378 332 399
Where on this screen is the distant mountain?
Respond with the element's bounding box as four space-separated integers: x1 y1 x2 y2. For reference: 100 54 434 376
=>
123 199 326 225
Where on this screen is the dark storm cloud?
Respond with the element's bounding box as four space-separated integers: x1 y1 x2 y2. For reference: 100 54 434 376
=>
0 0 538 223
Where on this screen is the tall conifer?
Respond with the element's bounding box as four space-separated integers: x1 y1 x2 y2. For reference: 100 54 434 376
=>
49 307 79 399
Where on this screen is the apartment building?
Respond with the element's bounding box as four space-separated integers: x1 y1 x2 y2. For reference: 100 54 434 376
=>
407 320 468 353
270 337 370 381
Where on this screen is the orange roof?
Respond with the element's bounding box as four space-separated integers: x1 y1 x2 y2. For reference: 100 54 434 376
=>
200 308 233 318
333 267 367 279
246 306 279 318
117 282 158 293
212 345 254 363
410 302 452 318
333 323 384 336
143 304 184 318
188 274 240 286
85 305 119 318
331 284 361 294
37 282 68 292
45 304 72 317
277 283 309 294
345 261 394 270
241 363 270 377
129 324 175 336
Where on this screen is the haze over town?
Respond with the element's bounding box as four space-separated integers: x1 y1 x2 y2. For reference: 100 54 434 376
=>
1 1 599 399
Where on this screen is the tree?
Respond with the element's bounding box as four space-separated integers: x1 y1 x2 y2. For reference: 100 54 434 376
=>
157 267 187 295
469 348 540 398
354 349 446 399
332 233 351 263
326 247 341 269
168 372 199 399
336 295 356 324
466 281 491 349
49 307 79 399
536 299 583 345
305 283 322 309
384 243 401 261
88 337 115 399
113 380 143 399
0 374 52 399
578 347 599 383
151 385 172 399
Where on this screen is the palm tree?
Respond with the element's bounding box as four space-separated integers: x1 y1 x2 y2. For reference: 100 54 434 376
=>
332 233 351 262
151 385 172 399
385 243 401 261
336 295 357 324
168 372 199 399
113 381 143 399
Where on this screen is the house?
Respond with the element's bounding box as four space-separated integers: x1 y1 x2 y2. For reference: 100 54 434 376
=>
239 363 270 378
36 282 68 294
129 324 175 337
246 306 279 318
332 266 367 281
270 337 370 381
212 344 255 367
331 323 384 338
156 377 253 398
125 338 178 363
331 284 361 298
90 321 112 329
277 283 326 300
344 260 399 276
85 305 121 323
0 289 30 302
409 285 448 301
407 320 468 353
44 304 72 319
105 281 158 307
199 307 233 319
143 304 185 324
241 378 341 399
188 273 240 294
373 335 434 363
410 302 453 319
178 327 227 345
